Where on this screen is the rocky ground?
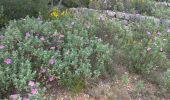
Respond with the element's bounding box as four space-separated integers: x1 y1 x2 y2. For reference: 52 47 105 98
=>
45 63 170 100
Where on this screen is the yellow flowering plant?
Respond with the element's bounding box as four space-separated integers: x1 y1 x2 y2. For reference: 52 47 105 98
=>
50 7 67 18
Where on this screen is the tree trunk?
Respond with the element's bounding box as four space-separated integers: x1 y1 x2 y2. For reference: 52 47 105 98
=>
51 0 54 9
58 0 63 9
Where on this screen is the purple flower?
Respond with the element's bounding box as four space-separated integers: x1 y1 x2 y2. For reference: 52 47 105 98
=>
0 35 5 40
157 32 162 36
31 88 37 95
11 94 17 100
167 29 170 33
4 58 12 64
49 76 55 82
28 81 35 87
147 32 151 35
0 45 5 49
49 57 55 65
25 32 31 39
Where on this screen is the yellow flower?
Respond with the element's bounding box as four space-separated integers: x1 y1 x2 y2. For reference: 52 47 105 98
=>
51 11 59 17
50 7 68 18
50 8 60 18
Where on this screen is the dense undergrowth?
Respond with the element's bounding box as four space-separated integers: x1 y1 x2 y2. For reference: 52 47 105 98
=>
0 0 170 99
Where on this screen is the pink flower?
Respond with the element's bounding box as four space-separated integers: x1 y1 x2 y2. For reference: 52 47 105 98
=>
157 32 162 36
167 29 170 33
49 76 55 81
28 81 35 87
31 88 37 95
0 45 5 49
147 47 151 52
160 48 163 52
25 32 30 39
23 97 29 100
49 57 55 65
40 36 45 41
4 58 12 64
11 94 17 100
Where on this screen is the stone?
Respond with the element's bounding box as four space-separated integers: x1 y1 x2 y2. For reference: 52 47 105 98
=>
135 14 141 21
139 16 145 21
154 18 160 25
129 14 135 21
106 10 116 17
124 13 130 20
116 12 124 19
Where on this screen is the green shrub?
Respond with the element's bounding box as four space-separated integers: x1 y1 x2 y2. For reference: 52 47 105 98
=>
130 0 155 14
110 0 155 15
0 12 113 98
0 16 56 98
153 7 170 20
56 0 90 8
0 6 8 28
114 2 125 11
124 19 169 74
0 0 49 20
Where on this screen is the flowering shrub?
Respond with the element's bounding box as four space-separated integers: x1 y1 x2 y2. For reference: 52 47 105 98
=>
124 20 169 74
8 81 49 100
0 12 113 98
0 17 55 98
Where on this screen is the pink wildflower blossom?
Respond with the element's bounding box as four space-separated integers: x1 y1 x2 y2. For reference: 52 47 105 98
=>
167 29 170 33
25 32 31 39
0 45 5 49
4 58 12 64
11 94 17 100
49 57 55 65
160 48 163 52
28 81 35 87
157 32 162 36
147 47 151 52
49 76 55 81
31 88 37 95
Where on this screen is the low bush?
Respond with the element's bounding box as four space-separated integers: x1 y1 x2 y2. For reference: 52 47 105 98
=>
153 7 170 20
124 20 169 74
0 0 49 20
0 6 8 28
0 11 113 98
